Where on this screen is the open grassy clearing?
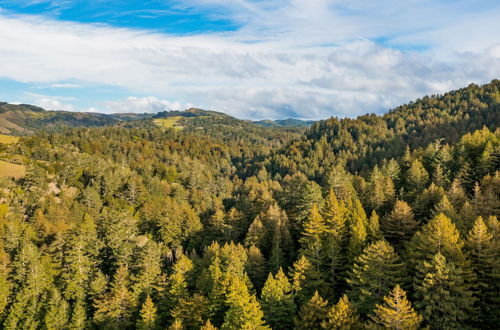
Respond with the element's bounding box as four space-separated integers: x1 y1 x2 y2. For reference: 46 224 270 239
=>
0 134 19 144
153 117 184 130
0 160 25 179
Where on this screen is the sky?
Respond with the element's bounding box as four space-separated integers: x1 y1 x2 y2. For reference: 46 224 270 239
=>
0 1 499 119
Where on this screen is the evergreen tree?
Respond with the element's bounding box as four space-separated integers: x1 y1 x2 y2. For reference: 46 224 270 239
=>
289 255 327 305
299 203 326 272
407 213 469 274
321 295 360 330
244 216 266 250
246 245 267 291
413 253 475 329
171 294 209 329
221 275 269 330
44 288 70 330
165 253 193 311
366 210 383 243
201 319 218 330
294 291 328 330
466 217 499 328
132 240 162 300
93 264 137 329
260 268 295 330
347 208 367 265
382 200 419 248
0 244 11 317
369 285 421 330
68 300 87 330
137 295 157 330
347 240 405 316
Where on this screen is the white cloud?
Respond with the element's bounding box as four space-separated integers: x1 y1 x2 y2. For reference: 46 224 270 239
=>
49 83 80 88
35 97 75 111
104 96 190 114
0 1 499 119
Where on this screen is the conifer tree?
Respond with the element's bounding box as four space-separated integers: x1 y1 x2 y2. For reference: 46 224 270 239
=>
369 285 421 330
294 291 328 330
93 264 137 329
201 319 218 330
171 294 209 329
244 216 267 250
246 245 267 291
289 255 327 305
382 200 419 248
407 213 468 274
347 214 367 266
347 240 405 316
260 268 295 330
466 217 499 328
406 159 429 198
165 253 193 311
366 210 383 243
413 253 475 329
132 240 162 300
137 295 157 330
221 275 269 330
0 243 11 317
68 300 87 330
431 195 459 224
322 190 349 285
44 288 70 330
321 295 360 330
299 203 326 271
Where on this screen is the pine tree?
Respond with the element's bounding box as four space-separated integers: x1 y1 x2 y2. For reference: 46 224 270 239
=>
165 253 193 311
289 255 327 305
221 275 269 329
0 243 11 317
369 285 421 330
321 295 360 329
407 213 468 273
466 217 499 328
260 268 295 330
294 291 328 330
245 216 267 250
246 245 267 291
366 210 383 243
382 200 419 248
93 264 137 329
171 294 209 329
68 300 87 330
406 159 429 198
413 253 475 329
201 319 218 330
431 195 459 224
44 288 70 330
322 190 349 286
132 240 162 300
347 240 405 316
299 203 326 272
137 295 157 330
347 208 367 265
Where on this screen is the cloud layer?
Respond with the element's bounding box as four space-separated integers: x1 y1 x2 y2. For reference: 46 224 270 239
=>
0 1 499 119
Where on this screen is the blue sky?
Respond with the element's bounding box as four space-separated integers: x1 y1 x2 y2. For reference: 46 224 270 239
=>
0 0 499 119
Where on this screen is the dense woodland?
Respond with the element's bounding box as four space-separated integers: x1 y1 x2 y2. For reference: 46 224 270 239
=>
0 80 499 329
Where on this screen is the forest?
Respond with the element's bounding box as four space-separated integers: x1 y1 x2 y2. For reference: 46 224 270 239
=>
0 80 498 329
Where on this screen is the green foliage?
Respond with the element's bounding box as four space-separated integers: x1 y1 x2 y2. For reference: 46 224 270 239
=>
294 291 328 330
369 285 421 330
0 81 497 329
260 268 295 330
321 295 360 330
347 240 405 316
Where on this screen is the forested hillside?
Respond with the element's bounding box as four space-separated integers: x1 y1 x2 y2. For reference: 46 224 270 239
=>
0 80 498 329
